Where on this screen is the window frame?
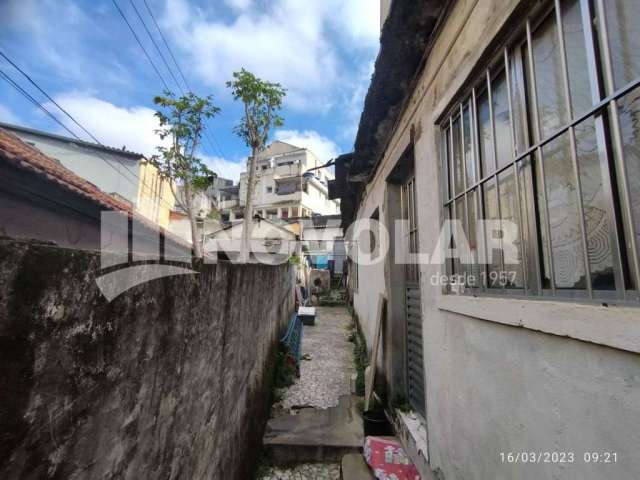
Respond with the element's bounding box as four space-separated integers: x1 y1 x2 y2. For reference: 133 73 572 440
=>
439 0 640 304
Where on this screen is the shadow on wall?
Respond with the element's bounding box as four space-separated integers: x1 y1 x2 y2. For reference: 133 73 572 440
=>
0 238 294 480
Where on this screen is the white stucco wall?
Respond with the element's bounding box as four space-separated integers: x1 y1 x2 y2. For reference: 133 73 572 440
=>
236 145 339 218
349 0 640 479
9 130 140 205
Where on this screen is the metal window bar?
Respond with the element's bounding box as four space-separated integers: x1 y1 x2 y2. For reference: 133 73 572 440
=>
525 18 557 295
439 0 640 302
513 42 544 294
554 0 593 297
460 103 471 275
504 47 530 293
443 74 640 207
594 0 640 295
486 69 508 290
578 0 626 300
472 87 490 291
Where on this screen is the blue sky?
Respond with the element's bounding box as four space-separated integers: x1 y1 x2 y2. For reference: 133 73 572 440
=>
0 0 379 181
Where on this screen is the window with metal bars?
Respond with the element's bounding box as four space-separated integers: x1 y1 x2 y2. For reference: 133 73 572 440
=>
441 0 640 303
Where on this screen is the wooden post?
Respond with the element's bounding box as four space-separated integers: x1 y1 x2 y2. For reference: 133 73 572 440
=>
365 293 386 411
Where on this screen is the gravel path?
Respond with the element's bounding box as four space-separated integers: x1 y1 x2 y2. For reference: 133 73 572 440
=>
280 306 355 410
258 463 340 480
259 306 354 479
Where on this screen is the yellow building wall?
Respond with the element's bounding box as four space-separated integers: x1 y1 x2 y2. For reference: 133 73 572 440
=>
136 161 176 228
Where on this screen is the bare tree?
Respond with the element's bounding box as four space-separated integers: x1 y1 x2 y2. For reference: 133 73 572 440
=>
227 69 286 262
151 91 220 257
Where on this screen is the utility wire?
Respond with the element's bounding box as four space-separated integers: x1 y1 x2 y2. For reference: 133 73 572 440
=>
127 0 184 95
0 56 177 213
115 0 220 159
138 0 229 161
111 0 170 92
0 69 141 191
0 69 82 141
0 50 104 146
141 0 191 92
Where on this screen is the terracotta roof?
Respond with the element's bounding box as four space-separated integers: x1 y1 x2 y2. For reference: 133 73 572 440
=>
0 127 194 251
169 210 188 220
0 127 132 213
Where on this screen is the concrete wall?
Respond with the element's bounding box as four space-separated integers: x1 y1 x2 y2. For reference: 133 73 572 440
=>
350 0 640 478
8 130 140 205
0 239 294 479
380 0 392 30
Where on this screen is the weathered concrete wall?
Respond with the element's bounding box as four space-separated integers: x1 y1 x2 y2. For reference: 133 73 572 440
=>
350 0 640 478
0 238 294 479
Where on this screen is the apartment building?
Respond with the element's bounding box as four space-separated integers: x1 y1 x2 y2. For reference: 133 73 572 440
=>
222 141 340 222
330 1 640 479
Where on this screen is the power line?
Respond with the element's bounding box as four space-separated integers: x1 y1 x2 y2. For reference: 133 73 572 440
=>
111 0 170 92
0 51 103 146
114 0 221 160
141 0 191 92
127 0 184 95
0 55 177 213
0 69 83 141
0 68 139 189
137 0 229 162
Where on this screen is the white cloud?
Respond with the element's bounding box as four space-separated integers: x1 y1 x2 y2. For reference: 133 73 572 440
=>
161 0 379 110
0 104 19 124
334 0 380 46
47 93 167 157
202 155 245 182
45 92 244 181
225 0 253 11
340 60 375 144
275 129 340 163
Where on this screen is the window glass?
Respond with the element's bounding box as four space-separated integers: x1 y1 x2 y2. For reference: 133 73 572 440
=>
562 0 593 117
618 89 640 288
463 103 475 187
466 190 480 288
445 128 453 200
510 48 529 154
517 156 538 293
439 0 638 299
454 197 466 279
492 71 513 169
531 12 569 139
477 90 495 177
483 178 502 287
604 0 640 90
452 116 464 195
575 117 615 290
540 132 587 289
498 169 524 288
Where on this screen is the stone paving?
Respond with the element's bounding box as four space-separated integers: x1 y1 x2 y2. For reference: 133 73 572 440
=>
279 306 355 410
258 463 340 480
258 306 356 479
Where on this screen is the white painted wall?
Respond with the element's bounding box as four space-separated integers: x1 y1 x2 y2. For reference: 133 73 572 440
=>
234 142 339 220
349 0 640 479
7 129 140 205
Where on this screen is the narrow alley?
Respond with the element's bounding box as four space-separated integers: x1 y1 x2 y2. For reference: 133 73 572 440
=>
258 306 362 480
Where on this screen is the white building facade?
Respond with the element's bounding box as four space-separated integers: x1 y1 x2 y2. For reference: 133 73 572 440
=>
332 0 640 479
225 141 340 222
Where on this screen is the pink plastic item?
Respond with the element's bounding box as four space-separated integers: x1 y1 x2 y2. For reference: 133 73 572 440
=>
363 436 421 480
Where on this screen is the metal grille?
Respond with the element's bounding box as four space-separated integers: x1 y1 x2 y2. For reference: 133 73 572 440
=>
440 0 640 303
402 174 426 416
406 284 425 416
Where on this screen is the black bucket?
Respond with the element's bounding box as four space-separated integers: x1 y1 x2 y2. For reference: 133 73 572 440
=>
363 409 393 437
